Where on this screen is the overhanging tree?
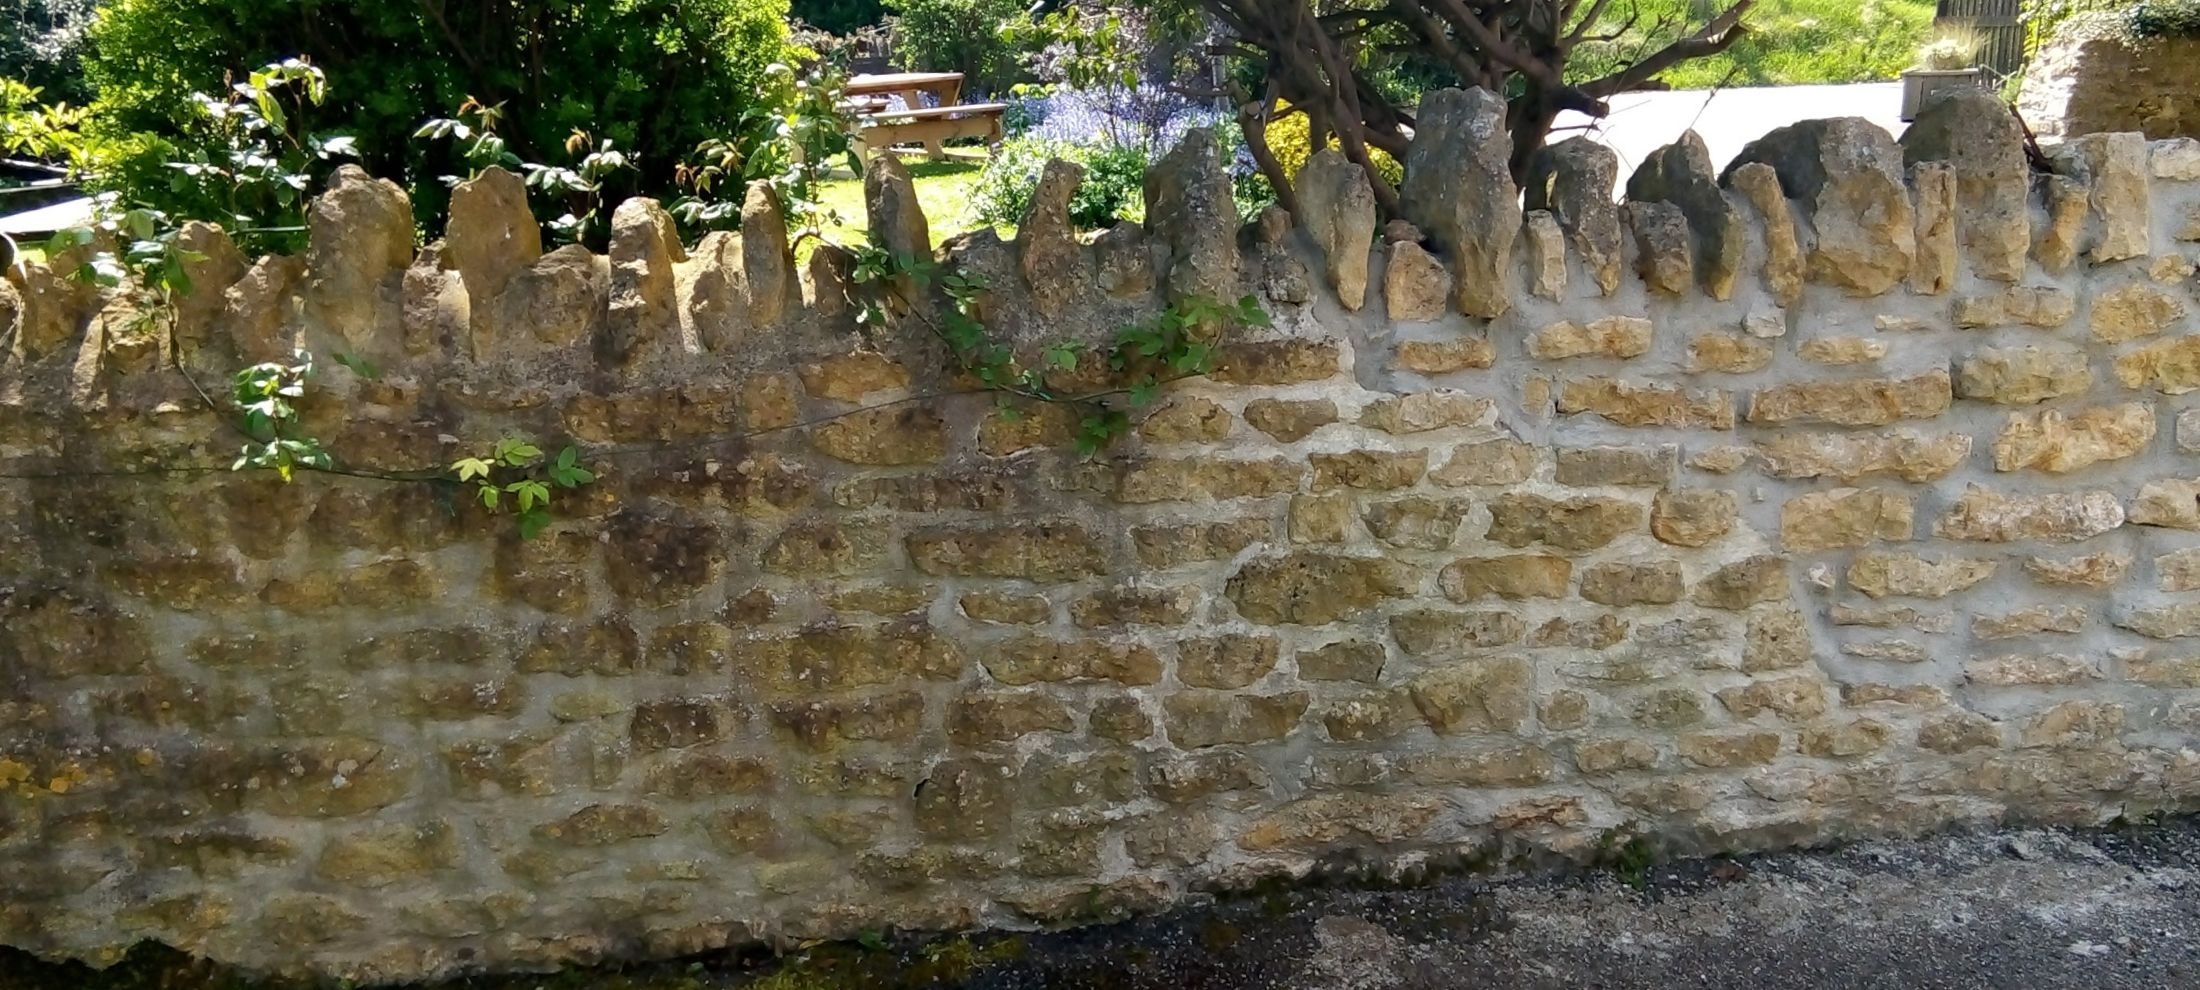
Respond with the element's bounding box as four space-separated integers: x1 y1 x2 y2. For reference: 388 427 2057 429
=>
1200 0 1755 216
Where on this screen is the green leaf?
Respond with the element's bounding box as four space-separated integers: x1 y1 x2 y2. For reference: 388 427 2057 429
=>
496 438 543 466
478 484 501 510
1237 294 1273 328
452 457 492 482
331 351 381 380
507 480 551 512
516 508 551 540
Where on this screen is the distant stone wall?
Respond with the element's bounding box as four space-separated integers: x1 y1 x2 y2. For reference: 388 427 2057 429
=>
4 86 2200 982
2020 22 2200 140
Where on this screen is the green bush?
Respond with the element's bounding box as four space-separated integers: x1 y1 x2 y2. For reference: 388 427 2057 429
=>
2132 0 2200 37
882 0 1032 95
969 136 1146 229
82 0 799 228
1 0 99 105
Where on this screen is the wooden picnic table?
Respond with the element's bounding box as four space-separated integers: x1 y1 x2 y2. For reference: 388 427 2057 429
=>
844 71 1003 161
846 71 965 110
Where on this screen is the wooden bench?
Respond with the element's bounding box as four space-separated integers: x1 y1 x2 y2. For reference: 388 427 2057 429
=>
858 103 1007 160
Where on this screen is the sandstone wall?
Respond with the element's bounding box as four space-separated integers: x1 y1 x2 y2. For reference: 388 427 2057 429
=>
2020 25 2200 141
5 88 2200 982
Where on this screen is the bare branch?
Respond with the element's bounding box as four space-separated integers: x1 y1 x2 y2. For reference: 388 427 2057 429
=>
1561 0 1616 46
1581 0 1755 98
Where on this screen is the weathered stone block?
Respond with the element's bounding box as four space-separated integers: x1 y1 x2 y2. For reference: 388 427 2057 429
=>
1528 137 1625 295
1394 336 1493 372
1400 87 1519 317
1406 659 1532 734
811 407 948 465
1715 676 1828 722
1163 692 1309 748
1132 517 1270 567
1692 556 1790 610
985 638 1162 686
1934 487 2125 542
1298 640 1386 682
1242 398 1337 442
1360 391 1493 434
1178 634 1281 688
1990 403 2155 474
1957 343 2092 405
1559 377 1735 429
1848 551 1995 600
1780 488 1914 551
1689 334 1772 373
1748 372 1950 427
1528 316 1653 360
1725 117 1916 295
1579 561 1685 607
1651 489 1739 547
1227 552 1413 625
1211 339 1341 385
948 693 1075 746
1439 554 1571 601
1138 397 1233 443
2091 282 2185 342
1071 584 1200 628
1362 496 1472 550
1310 450 1427 490
1485 493 1643 551
1390 609 1525 655
1431 440 1535 486
907 524 1107 581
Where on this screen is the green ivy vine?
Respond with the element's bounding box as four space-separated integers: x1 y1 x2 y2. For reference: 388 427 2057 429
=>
217 348 595 538
846 245 1271 454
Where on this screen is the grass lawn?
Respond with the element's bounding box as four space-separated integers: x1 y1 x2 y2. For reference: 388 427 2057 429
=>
1573 0 1938 88
811 151 1010 249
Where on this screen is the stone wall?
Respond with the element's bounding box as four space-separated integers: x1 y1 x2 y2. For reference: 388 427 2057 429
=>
4 87 2200 982
2020 21 2200 141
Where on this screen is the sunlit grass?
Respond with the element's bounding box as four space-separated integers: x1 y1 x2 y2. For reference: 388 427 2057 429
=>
1570 0 1939 89
810 151 1008 249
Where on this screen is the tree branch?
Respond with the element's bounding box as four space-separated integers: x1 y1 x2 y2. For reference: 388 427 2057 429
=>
1580 0 1754 98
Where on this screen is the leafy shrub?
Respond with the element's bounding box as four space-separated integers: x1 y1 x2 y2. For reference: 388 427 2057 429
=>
969 136 1147 229
2131 0 2200 38
136 59 359 256
1260 107 1403 188
882 0 1032 96
0 0 98 104
0 77 90 165
2026 0 2135 46
83 0 799 227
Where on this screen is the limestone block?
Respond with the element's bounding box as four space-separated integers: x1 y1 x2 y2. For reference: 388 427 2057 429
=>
1627 130 1743 299
1143 128 1238 303
1019 158 1088 316
1725 117 1916 296
1727 162 1804 305
1401 87 1519 317
1899 89 2031 281
1526 137 1624 295
1295 149 1377 310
